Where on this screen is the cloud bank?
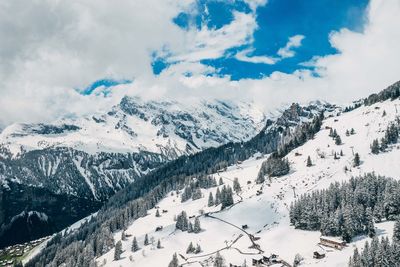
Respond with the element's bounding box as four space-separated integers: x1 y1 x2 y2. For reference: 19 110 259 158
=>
0 0 399 127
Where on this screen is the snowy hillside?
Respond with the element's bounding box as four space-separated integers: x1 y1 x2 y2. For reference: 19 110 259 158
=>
93 98 400 267
0 97 266 157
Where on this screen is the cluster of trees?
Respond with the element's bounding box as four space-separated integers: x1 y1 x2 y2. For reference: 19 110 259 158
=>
181 175 220 202
345 128 356 136
175 212 202 233
207 185 234 210
348 220 400 267
257 155 290 183
364 81 400 106
329 128 342 145
186 242 202 254
371 121 400 154
290 173 400 242
25 104 324 267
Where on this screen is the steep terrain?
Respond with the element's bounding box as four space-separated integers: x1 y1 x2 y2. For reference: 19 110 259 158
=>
0 97 266 248
91 93 400 266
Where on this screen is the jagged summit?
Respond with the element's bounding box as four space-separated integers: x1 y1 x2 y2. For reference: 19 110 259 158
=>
0 96 266 157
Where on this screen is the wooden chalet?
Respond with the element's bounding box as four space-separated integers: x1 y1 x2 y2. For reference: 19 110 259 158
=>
319 236 346 250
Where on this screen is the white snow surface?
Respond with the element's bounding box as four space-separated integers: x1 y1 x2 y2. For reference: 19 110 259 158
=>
94 99 400 266
0 97 266 157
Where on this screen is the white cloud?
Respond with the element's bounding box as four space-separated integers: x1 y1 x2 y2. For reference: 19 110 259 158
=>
277 34 305 58
169 11 258 62
0 0 400 129
235 48 278 64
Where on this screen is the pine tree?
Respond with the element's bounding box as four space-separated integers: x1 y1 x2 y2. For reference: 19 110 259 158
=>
215 188 221 205
366 207 375 238
114 240 123 261
176 211 189 231
214 251 225 267
306 156 312 167
188 221 193 233
335 135 342 145
233 177 241 193
194 217 202 233
350 128 355 135
157 239 162 249
192 188 202 200
340 150 344 156
155 209 161 217
352 247 361 267
195 244 202 254
132 237 140 252
393 220 400 243
121 230 127 241
346 130 350 136
208 192 214 207
371 139 380 154
168 253 179 267
353 153 361 167
186 242 195 254
219 177 224 185
144 234 149 246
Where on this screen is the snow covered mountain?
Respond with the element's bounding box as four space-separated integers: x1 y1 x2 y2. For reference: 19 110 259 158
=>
0 96 270 249
96 85 400 267
23 81 400 267
0 96 266 157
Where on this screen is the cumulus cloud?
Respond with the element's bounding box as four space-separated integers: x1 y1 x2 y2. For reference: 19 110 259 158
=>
0 0 399 129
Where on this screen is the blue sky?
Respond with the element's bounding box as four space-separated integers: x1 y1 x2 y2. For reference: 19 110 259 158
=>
153 0 369 80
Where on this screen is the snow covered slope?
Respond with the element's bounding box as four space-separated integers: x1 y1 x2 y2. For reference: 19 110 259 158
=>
0 96 266 157
94 98 400 267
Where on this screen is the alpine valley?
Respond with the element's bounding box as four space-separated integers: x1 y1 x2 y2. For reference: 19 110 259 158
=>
3 81 400 267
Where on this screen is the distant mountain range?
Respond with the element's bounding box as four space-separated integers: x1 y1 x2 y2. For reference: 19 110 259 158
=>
0 96 266 248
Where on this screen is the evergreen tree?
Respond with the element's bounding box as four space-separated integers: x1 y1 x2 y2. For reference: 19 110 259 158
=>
366 207 375 238
157 239 162 249
121 230 127 241
215 188 221 205
335 135 342 145
176 211 189 231
233 177 241 193
350 128 355 135
293 253 304 267
208 192 214 207
340 150 344 156
194 217 202 233
346 130 350 136
306 156 312 167
186 242 196 254
219 177 224 185
144 234 149 246
353 153 361 167
186 242 195 254
131 237 140 252
195 244 202 254
192 188 202 200
188 221 193 233
155 209 161 217
370 139 380 154
393 220 400 243
114 241 123 261
214 251 225 267
168 253 179 267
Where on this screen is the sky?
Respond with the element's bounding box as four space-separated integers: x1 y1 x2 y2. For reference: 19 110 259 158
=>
0 0 400 127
